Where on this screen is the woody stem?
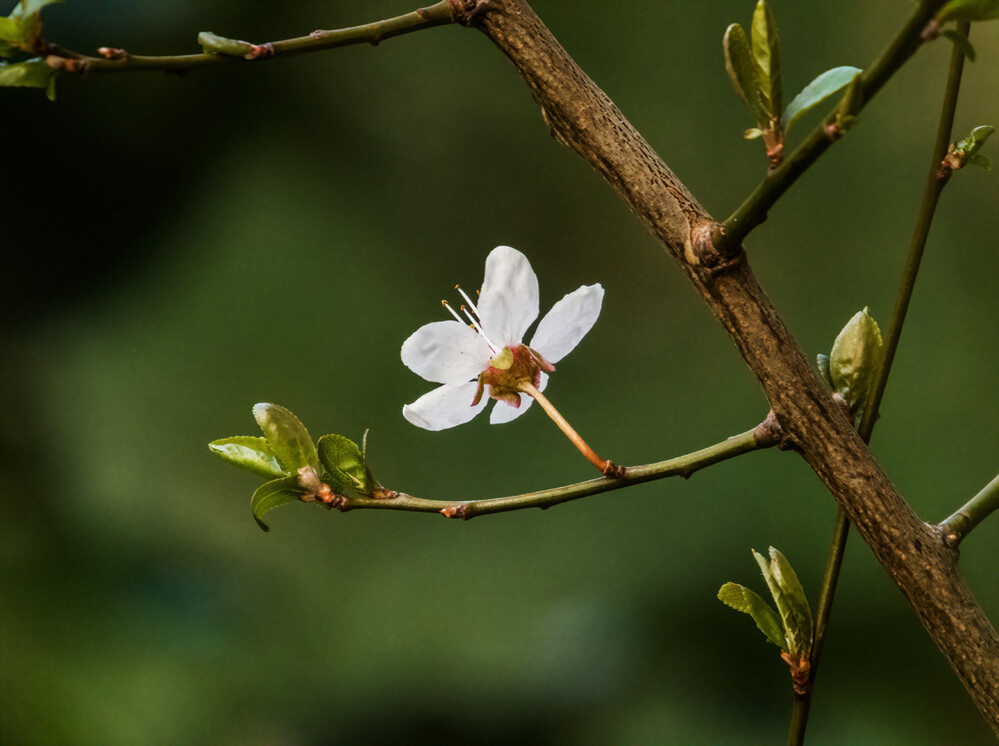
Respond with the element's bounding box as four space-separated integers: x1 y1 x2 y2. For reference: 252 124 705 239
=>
518 382 619 476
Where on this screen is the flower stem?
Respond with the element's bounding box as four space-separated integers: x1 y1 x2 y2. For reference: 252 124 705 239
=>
518 381 621 476
788 21 971 746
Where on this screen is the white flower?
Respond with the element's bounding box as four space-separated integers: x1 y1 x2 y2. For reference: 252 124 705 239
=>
401 245 604 431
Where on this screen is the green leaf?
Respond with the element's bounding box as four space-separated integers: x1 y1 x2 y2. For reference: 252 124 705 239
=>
208 435 285 479
317 433 370 495
198 31 253 57
828 307 884 417
939 29 977 61
718 582 788 651
724 23 768 125
12 0 64 19
252 402 319 473
0 18 22 58
967 152 992 170
750 0 782 121
781 66 862 132
816 354 832 389
250 475 303 532
744 127 765 140
937 0 999 22
0 57 57 99
767 548 814 659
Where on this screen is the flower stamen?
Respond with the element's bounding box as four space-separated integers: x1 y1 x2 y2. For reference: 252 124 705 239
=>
443 292 499 355
455 284 481 317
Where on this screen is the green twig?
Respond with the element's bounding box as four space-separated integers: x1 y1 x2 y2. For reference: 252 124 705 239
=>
326 420 778 520
43 2 455 75
787 21 971 746
940 473 999 546
717 0 949 251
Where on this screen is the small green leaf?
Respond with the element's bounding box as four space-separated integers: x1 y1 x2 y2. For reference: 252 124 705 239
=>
781 66 862 132
252 402 319 473
317 434 370 495
251 475 303 531
939 29 977 61
828 307 884 418
718 582 788 651
209 435 285 479
0 57 57 99
0 18 22 58
955 125 995 157
724 23 768 125
751 0 782 121
767 548 813 659
12 0 64 18
744 127 765 140
198 31 253 57
937 0 999 22
967 152 992 170
816 354 832 389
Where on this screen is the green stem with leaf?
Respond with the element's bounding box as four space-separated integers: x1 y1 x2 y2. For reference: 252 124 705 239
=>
43 2 455 74
788 21 972 746
717 0 949 251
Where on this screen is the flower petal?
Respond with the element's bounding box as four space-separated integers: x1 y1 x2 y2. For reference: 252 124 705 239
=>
477 246 539 349
530 284 604 364
489 394 533 424
488 371 548 425
403 381 488 431
401 320 492 385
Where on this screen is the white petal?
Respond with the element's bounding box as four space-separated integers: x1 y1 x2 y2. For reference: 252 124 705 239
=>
530 284 604 364
489 394 534 424
402 381 488 431
401 320 491 386
477 246 539 348
488 372 548 425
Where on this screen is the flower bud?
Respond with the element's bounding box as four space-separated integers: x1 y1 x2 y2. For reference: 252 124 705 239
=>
828 307 884 418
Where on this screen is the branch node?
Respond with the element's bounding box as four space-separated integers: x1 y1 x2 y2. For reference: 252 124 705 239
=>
244 42 275 60
97 47 129 60
441 503 471 519
753 409 786 448
602 461 626 478
692 220 742 271
448 0 494 27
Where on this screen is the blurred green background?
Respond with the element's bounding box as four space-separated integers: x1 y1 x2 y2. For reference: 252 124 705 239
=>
2 1 998 743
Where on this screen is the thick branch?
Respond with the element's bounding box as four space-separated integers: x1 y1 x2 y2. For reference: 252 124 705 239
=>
329 423 773 519
457 0 999 732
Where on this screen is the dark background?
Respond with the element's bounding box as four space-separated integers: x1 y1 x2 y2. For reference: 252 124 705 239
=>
2 1 998 743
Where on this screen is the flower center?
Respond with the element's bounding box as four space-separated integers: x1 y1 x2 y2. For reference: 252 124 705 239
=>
441 284 500 354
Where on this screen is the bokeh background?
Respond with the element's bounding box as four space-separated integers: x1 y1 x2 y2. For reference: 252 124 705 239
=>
3 1 998 743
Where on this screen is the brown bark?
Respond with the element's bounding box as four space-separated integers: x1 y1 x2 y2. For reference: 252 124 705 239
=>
451 0 999 733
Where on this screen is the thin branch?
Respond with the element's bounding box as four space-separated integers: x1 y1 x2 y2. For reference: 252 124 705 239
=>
43 2 455 75
327 421 777 520
789 22 972 746
716 0 949 251
940 473 999 547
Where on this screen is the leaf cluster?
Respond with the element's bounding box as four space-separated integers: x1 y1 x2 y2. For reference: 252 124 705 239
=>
209 403 379 530
718 547 814 664
723 0 861 166
0 0 63 100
